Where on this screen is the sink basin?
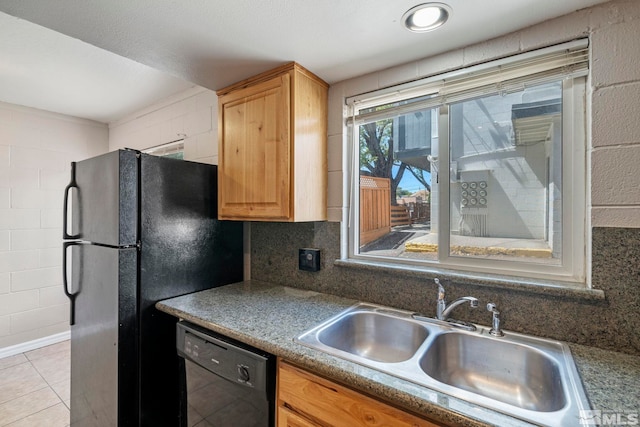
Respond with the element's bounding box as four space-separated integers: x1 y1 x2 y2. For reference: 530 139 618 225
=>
420 332 566 412
315 311 429 363
296 303 591 427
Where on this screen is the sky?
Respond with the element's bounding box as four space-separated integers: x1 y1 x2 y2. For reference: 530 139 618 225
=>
395 165 431 194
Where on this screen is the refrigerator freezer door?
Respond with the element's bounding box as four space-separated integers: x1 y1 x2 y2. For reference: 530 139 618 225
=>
138 154 243 426
71 150 138 246
139 154 243 301
69 244 138 427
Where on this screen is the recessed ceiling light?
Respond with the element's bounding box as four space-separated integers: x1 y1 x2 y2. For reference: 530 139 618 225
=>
402 3 451 33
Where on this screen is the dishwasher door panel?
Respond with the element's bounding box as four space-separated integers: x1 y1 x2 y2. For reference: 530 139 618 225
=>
185 359 270 427
176 322 274 427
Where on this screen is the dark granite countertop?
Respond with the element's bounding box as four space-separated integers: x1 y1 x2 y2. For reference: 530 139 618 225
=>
156 280 640 427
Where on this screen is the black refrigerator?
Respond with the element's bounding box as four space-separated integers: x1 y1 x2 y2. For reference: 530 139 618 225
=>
62 149 243 426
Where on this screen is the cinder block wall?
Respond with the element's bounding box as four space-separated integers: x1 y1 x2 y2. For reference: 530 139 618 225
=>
0 102 108 350
326 0 640 229
108 86 219 164
252 0 640 355
1 84 216 353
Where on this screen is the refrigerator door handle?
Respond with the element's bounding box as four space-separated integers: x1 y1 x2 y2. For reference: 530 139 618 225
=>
63 162 80 240
63 241 82 325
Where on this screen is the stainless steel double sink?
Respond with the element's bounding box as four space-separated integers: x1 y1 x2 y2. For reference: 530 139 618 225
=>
296 303 591 427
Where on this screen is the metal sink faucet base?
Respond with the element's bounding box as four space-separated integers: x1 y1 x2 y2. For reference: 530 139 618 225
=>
435 278 479 321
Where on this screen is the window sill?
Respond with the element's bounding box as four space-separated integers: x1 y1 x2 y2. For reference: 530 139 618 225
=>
334 258 605 302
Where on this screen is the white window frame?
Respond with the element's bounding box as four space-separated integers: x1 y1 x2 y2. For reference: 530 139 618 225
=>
345 41 587 285
142 139 185 158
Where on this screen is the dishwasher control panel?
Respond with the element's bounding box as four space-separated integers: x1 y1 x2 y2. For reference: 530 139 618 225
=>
176 321 272 393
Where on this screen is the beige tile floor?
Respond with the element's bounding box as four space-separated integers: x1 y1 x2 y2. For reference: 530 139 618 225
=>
0 340 70 427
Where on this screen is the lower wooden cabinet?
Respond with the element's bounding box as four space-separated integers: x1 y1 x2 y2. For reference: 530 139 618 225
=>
277 406 319 427
277 360 444 427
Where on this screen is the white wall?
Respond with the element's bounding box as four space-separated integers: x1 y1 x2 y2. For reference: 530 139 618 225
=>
109 86 218 164
0 85 214 352
5 3 628 356
327 0 640 229
0 101 108 350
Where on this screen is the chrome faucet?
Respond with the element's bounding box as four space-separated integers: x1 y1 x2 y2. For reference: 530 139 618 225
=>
486 303 504 337
435 278 479 321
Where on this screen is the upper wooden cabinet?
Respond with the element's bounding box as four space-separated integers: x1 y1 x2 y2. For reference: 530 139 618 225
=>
217 62 328 221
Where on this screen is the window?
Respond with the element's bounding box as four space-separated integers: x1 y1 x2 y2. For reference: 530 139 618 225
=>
347 40 587 283
143 140 185 159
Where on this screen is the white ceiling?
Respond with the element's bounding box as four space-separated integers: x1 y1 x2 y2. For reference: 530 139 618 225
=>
0 0 611 124
0 12 195 123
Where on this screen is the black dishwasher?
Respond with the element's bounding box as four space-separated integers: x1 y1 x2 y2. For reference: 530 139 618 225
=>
176 321 275 427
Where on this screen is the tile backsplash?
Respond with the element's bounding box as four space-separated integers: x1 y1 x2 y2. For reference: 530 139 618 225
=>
251 222 640 356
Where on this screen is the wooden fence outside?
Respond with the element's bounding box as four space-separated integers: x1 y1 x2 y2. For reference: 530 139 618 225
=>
359 176 390 246
397 201 431 223
390 205 411 227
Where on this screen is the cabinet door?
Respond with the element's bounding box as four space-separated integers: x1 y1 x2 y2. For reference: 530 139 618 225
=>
278 362 444 427
277 406 319 427
218 73 291 220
